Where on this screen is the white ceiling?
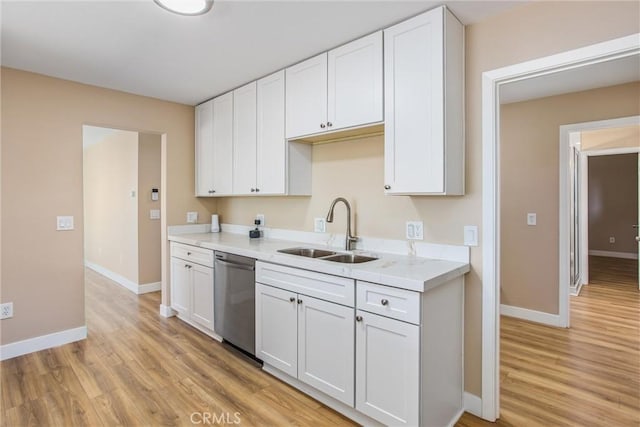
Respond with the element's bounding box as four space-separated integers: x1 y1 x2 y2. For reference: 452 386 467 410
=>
1 0 525 105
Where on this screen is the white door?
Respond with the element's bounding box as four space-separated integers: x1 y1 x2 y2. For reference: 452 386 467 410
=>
285 53 328 139
232 81 257 195
383 8 445 194
255 283 298 377
191 264 214 331
328 31 383 131
170 257 191 315
212 92 233 196
195 100 215 196
355 310 420 426
257 70 286 195
297 296 355 406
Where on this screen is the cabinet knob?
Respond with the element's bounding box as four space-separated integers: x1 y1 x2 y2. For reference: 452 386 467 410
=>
355 315 363 322
320 123 326 129
208 189 215 194
384 185 391 190
381 299 389 306
250 188 256 192
255 188 260 193
297 299 303 304
327 122 333 127
289 297 296 303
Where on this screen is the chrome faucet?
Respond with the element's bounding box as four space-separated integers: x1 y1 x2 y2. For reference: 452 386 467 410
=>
326 197 358 251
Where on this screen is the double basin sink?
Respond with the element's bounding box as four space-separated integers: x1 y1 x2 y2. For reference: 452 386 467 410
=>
277 247 378 264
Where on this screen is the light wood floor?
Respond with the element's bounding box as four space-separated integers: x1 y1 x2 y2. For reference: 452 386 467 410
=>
459 256 639 426
2 258 637 426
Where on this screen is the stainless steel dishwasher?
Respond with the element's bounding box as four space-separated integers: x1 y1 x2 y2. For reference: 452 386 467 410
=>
214 251 256 356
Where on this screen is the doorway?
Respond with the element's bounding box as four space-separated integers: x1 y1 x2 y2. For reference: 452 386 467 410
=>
82 125 162 294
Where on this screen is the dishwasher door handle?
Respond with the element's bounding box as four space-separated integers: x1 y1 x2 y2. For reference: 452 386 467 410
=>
215 258 255 271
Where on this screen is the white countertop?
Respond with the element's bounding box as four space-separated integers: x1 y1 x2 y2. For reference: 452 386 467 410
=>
168 231 469 292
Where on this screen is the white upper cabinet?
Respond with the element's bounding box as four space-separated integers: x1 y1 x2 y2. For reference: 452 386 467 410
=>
257 71 286 195
286 53 328 139
286 32 383 140
328 31 383 131
211 92 234 196
195 99 214 196
383 7 464 195
232 81 257 195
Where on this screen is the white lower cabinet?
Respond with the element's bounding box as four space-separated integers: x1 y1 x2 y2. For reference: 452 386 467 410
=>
170 242 216 336
355 310 420 426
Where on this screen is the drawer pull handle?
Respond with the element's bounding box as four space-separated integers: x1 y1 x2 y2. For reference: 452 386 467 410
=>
297 299 303 304
289 297 296 303
381 299 389 306
355 315 363 322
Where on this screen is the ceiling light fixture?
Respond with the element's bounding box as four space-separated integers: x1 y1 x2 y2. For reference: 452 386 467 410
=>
154 0 213 16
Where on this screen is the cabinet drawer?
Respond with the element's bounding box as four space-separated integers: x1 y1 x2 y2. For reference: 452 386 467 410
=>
356 281 420 324
170 242 214 268
256 262 354 307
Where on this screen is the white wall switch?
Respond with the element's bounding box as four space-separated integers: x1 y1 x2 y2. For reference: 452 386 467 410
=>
464 225 478 247
150 209 160 220
314 218 326 233
56 215 74 231
0 302 13 320
186 211 198 223
256 214 265 227
406 221 424 240
527 213 537 226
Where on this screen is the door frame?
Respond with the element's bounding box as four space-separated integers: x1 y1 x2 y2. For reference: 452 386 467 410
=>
560 117 640 301
481 34 640 421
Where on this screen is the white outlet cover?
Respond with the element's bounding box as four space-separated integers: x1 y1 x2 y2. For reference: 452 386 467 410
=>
527 213 537 226
150 209 161 220
56 215 74 231
406 221 424 240
314 218 326 233
186 211 198 223
464 225 478 247
0 302 13 319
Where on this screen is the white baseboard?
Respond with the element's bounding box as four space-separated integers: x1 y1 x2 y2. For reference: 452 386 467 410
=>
500 304 564 327
0 326 87 361
159 304 176 318
588 250 638 260
85 261 160 295
463 392 482 418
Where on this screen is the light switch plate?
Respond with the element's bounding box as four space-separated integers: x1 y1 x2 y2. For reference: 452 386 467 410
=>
256 214 265 227
406 221 424 240
464 225 478 247
150 209 160 220
56 216 74 231
527 213 537 226
314 218 326 233
186 211 198 223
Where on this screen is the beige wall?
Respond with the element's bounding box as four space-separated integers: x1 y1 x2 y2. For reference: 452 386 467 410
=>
500 82 640 314
1 67 217 345
1 0 638 397
588 153 639 254
582 125 640 151
84 130 139 283
138 133 162 285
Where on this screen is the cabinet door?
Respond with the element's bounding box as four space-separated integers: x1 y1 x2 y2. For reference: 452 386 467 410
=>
195 100 215 196
298 296 355 406
256 70 286 195
285 53 328 139
328 31 383 131
255 283 298 377
170 257 191 315
355 310 420 426
212 92 234 196
384 8 445 194
191 263 214 331
232 82 257 195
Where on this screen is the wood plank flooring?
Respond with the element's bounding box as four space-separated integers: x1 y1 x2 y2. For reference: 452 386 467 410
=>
2 257 637 426
458 256 639 427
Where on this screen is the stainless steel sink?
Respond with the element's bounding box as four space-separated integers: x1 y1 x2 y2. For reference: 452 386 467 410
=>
322 254 378 264
277 247 337 258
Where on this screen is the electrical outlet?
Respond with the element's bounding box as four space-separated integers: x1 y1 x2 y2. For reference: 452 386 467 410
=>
527 213 537 226
464 225 478 247
406 221 424 240
149 209 160 220
186 211 198 223
56 216 74 231
314 218 326 233
256 214 265 227
0 303 13 320
609 236 615 243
